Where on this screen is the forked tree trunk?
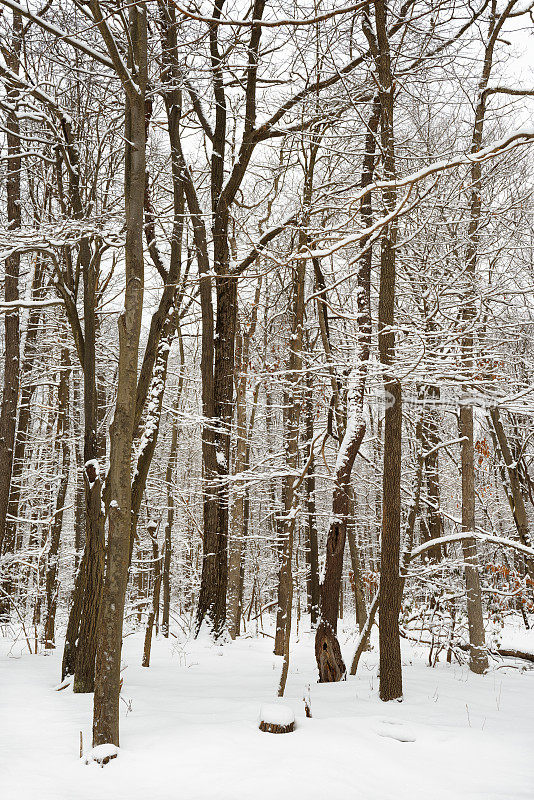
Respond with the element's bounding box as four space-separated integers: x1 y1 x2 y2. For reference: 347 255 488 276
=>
314 97 377 671
54 94 106 690
315 392 365 681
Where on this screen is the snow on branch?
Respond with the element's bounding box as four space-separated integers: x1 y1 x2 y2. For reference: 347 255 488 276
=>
171 0 368 27
410 531 534 561
288 128 534 262
0 299 64 312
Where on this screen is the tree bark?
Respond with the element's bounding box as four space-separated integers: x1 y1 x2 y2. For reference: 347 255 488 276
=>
315 408 365 681
304 375 320 627
92 0 147 748
274 247 306 672
489 407 534 584
370 0 403 701
142 524 162 667
460 404 488 674
43 346 71 648
161 331 185 637
0 11 22 558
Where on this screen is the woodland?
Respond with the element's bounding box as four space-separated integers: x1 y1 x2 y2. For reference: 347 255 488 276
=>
0 0 534 796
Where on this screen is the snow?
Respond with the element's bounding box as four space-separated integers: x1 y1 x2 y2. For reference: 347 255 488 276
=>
1 621 533 799
259 703 295 726
375 719 417 742
83 744 118 765
84 459 100 486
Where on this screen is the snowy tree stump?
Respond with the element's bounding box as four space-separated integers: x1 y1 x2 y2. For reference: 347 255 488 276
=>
259 704 295 734
83 744 119 766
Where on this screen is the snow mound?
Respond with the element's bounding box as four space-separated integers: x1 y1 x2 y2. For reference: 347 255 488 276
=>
259 703 295 726
375 720 416 742
83 744 119 765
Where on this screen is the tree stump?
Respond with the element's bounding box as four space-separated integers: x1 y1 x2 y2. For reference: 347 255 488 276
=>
83 744 119 766
259 703 295 734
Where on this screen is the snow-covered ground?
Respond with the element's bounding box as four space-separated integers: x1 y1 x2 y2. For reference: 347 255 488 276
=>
1 621 533 800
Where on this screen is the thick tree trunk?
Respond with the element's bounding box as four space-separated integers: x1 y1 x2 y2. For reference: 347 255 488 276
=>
0 11 22 559
197 274 237 637
56 92 106 690
92 3 147 748
73 471 105 692
72 236 105 692
371 0 403 701
350 412 425 676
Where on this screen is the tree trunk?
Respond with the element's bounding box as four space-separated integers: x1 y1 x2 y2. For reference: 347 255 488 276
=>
0 262 44 619
350 411 425 676
73 471 105 692
43 346 71 648
371 0 403 701
314 96 377 672
422 387 445 561
315 386 366 681
92 2 147 748
274 250 306 671
455 7 512 677
0 11 22 559
162 411 179 638
228 283 260 639
162 325 186 637
347 494 367 634
227 330 248 640
489 406 534 584
142 524 162 667
304 376 320 627
460 404 488 673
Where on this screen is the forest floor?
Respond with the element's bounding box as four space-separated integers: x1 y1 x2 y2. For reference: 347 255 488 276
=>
1 618 533 800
